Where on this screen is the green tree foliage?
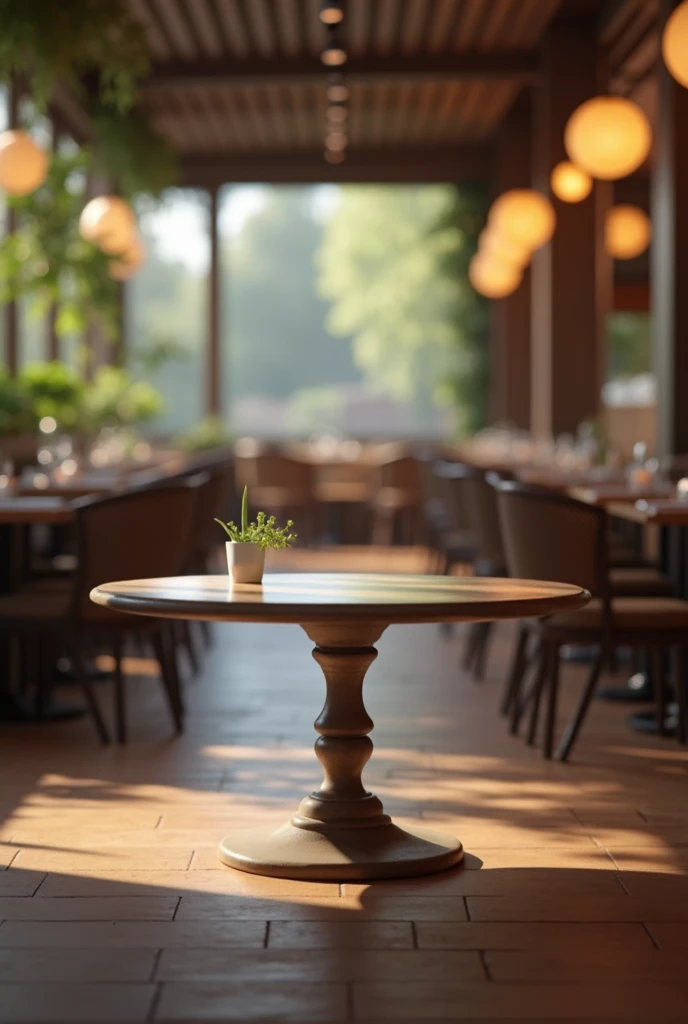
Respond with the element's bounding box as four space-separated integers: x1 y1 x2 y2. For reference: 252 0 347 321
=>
433 184 489 433
0 0 149 113
316 184 488 434
223 189 359 404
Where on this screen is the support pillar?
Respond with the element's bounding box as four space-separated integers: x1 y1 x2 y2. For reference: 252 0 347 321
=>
531 19 611 438
489 95 532 428
652 0 688 457
207 187 220 416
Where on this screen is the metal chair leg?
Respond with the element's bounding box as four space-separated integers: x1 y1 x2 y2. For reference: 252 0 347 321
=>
526 648 549 746
112 637 126 744
543 643 561 760
501 625 529 717
556 645 608 762
462 623 482 672
152 628 184 734
72 645 110 745
473 622 493 682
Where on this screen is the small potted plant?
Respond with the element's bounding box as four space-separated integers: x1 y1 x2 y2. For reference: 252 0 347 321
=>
215 486 297 584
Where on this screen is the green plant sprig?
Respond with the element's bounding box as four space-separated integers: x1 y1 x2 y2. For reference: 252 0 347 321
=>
215 487 297 551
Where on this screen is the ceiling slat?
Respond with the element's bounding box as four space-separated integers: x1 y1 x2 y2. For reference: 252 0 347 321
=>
348 0 371 56
427 0 460 54
398 0 432 54
304 0 323 56
212 0 251 57
148 0 198 59
212 87 251 149
274 0 301 56
264 85 290 146
513 0 560 48
244 0 277 57
128 0 172 60
374 0 401 56
479 0 518 49
454 0 489 50
188 0 225 58
286 84 312 146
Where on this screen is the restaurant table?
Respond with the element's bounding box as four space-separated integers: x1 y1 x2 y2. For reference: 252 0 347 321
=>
570 482 674 506
607 499 688 527
91 573 588 881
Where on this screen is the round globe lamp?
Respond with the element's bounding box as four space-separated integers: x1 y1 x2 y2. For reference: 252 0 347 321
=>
564 96 651 180
605 205 651 260
0 130 48 196
550 161 593 203
109 234 145 280
469 255 522 299
79 196 136 255
662 0 688 88
478 228 530 269
489 190 556 251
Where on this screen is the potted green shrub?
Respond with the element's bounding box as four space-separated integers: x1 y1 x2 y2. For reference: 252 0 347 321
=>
215 486 296 584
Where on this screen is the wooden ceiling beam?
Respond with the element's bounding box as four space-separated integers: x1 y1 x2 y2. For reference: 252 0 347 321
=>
144 51 539 89
179 144 489 185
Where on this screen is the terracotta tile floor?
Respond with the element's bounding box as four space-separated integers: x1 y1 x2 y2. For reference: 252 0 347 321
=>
1 555 688 1020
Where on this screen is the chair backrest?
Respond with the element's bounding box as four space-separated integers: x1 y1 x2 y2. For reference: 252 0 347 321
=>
235 453 312 493
374 455 423 500
448 464 506 570
72 478 201 623
494 479 609 599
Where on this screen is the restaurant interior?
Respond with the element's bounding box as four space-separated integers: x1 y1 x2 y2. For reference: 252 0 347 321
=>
1 1 688 1021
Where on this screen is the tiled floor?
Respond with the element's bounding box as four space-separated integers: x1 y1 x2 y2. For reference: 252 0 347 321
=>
1 554 688 1021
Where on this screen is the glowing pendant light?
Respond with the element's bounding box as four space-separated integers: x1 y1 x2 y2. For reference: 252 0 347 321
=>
662 0 688 88
469 254 522 299
550 161 593 203
0 130 48 196
605 205 651 260
564 96 651 180
108 233 145 280
478 228 530 269
79 196 136 255
488 190 556 251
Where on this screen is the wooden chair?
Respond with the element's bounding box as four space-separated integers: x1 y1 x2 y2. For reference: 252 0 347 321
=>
495 480 688 761
370 455 424 546
234 451 315 542
0 480 201 744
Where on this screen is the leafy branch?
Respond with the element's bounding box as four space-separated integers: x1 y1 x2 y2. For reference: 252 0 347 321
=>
215 487 297 550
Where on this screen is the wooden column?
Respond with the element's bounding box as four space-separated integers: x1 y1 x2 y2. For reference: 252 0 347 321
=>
653 0 688 457
4 85 19 374
207 186 220 416
489 95 532 428
531 19 611 439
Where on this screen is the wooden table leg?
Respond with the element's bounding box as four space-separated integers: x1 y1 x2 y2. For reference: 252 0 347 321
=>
217 621 463 881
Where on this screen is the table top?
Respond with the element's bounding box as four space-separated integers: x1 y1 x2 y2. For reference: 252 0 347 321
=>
91 573 589 625
0 496 74 524
608 499 688 526
570 483 674 506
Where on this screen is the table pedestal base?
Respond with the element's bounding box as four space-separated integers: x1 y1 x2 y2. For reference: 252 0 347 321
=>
218 821 462 881
218 622 463 881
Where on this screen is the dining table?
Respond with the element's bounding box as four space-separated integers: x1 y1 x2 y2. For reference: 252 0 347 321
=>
91 572 589 881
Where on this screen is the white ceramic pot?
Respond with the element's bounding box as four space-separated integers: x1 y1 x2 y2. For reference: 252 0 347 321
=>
226 542 265 584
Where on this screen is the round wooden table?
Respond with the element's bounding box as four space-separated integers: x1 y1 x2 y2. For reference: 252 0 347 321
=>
91 573 589 881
